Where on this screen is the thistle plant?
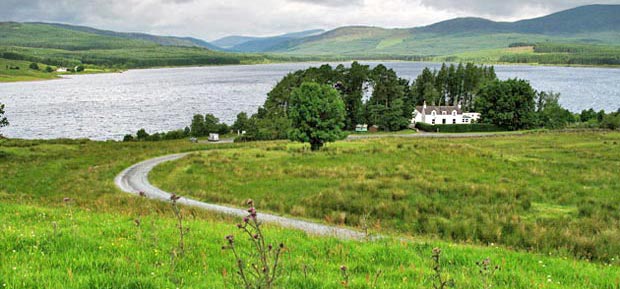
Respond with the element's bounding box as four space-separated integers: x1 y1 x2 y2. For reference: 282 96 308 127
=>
431 248 453 289
170 194 188 256
222 200 284 289
340 265 349 288
476 258 500 289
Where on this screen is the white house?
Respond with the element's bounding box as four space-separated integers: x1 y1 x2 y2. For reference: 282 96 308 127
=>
56 67 68 72
412 102 480 126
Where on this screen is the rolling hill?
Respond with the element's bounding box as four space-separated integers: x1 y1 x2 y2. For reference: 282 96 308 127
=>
212 29 325 52
233 4 620 56
0 22 277 77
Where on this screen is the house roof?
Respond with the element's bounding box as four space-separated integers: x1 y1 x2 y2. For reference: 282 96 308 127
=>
416 105 462 115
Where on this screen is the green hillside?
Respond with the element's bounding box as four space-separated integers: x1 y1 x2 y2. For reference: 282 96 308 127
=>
255 5 620 64
0 22 282 82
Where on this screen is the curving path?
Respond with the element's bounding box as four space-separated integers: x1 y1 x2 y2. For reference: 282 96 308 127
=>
115 132 517 240
114 152 367 240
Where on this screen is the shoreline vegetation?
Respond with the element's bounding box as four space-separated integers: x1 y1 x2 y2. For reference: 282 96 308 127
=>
3 56 620 83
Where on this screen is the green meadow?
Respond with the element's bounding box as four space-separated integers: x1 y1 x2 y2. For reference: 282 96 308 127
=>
151 131 620 261
1 133 619 288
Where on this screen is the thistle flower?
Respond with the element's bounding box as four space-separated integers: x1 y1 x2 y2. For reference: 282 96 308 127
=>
170 194 181 201
138 191 146 197
340 265 347 272
226 235 235 244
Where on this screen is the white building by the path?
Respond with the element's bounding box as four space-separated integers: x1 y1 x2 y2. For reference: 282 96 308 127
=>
412 102 481 125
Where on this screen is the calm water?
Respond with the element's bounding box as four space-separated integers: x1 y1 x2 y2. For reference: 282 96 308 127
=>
1 62 619 140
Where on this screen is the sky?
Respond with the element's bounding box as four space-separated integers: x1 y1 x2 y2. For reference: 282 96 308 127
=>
1 0 619 40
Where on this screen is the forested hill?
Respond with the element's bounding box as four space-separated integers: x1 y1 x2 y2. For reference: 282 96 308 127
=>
0 22 221 50
0 22 275 70
233 4 620 57
415 4 620 35
36 22 222 50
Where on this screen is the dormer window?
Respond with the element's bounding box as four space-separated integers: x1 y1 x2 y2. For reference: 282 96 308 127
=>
452 110 457 116
431 110 436 116
442 111 447 115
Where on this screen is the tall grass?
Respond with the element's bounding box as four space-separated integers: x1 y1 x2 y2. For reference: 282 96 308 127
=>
151 131 620 261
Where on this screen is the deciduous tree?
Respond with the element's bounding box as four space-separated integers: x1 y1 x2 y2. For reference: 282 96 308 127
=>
288 82 346 151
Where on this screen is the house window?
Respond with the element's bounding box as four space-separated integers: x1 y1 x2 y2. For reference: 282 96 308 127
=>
432 119 435 125
442 119 447 124
442 111 447 115
431 111 436 116
452 110 457 116
453 119 456 124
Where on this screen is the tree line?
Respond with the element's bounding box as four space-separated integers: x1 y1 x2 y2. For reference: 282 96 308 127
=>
235 62 499 142
122 62 620 146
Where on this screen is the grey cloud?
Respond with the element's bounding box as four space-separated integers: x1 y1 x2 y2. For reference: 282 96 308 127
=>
419 0 620 18
287 0 363 7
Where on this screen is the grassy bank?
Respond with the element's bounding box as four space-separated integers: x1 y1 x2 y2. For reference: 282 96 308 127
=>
151 131 620 261
1 134 619 288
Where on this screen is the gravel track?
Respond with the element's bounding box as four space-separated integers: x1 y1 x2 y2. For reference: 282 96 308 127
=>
114 132 515 240
114 152 366 240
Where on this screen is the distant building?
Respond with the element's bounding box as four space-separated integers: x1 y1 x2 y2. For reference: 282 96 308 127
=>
208 133 219 142
56 67 68 72
355 124 368 132
412 102 480 125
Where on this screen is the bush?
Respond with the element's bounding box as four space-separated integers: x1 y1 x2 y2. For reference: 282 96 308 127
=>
29 62 39 70
600 113 620 130
415 122 503 133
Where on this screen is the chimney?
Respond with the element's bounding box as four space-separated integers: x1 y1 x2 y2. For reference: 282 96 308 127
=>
423 101 427 110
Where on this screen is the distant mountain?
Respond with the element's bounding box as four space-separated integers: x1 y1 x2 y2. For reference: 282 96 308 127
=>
32 22 221 50
225 4 620 56
211 36 260 49
213 29 325 52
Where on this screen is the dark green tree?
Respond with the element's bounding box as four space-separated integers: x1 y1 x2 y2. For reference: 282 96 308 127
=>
190 114 206 137
475 79 537 130
29 63 39 70
0 103 9 134
204 114 220 133
288 82 346 151
44 66 54 73
601 112 620 130
366 65 408 131
232 112 250 133
341 61 370 129
136 129 149 140
536 91 574 129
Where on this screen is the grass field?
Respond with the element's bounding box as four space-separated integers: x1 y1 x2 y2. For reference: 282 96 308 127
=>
151 131 620 261
0 58 59 82
1 133 619 288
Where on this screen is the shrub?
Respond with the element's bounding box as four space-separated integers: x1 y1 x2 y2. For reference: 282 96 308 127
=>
415 122 503 133
600 113 620 130
29 62 39 70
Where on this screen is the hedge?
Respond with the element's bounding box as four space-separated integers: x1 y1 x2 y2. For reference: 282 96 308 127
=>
415 122 503 133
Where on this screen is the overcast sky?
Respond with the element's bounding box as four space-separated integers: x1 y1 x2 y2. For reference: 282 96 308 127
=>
1 0 619 40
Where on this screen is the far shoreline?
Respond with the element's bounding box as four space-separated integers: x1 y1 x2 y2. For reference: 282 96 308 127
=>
2 59 620 84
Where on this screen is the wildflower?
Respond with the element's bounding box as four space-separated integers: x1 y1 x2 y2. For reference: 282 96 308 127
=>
170 194 181 201
138 191 146 197
246 199 254 206
340 265 347 272
63 197 71 202
243 216 249 223
253 234 259 239
226 235 235 244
